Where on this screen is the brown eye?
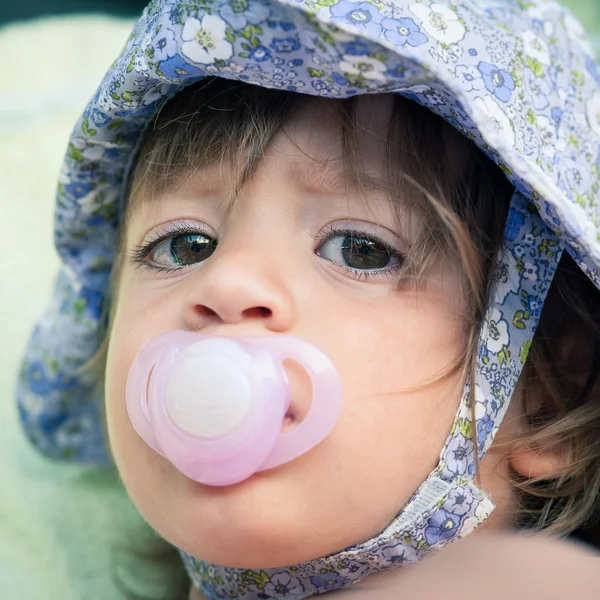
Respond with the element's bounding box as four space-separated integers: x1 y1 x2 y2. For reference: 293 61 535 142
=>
151 233 217 267
316 230 402 277
341 234 394 270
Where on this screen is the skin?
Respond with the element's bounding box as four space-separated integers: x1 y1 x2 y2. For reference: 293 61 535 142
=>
326 533 600 599
104 96 563 596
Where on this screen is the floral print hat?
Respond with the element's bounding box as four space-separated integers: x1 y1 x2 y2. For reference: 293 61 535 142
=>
18 0 600 598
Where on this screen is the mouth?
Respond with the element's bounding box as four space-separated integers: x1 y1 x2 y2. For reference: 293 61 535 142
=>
282 410 296 432
281 359 312 433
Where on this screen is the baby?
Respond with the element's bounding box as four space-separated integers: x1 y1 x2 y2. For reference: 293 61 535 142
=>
18 0 600 598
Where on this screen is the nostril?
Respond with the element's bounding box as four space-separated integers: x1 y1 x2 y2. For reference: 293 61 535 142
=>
241 306 272 318
194 305 218 318
238 306 272 319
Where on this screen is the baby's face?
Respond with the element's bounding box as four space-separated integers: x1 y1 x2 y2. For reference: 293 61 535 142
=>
105 95 507 568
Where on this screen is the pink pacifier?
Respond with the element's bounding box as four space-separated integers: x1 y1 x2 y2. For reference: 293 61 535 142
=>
126 331 343 486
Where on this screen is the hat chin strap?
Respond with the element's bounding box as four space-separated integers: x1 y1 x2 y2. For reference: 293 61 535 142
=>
182 191 563 600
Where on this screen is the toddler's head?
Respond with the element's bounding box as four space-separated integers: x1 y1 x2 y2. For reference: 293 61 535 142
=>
17 0 600 597
102 79 599 571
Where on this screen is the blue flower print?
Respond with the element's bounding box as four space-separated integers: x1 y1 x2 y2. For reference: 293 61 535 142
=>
249 45 272 62
339 54 387 82
331 72 348 86
543 202 562 229
90 109 110 127
310 571 347 591
477 413 494 440
585 54 600 88
262 572 305 596
152 27 177 61
342 41 371 56
25 360 77 397
80 288 104 320
381 17 427 47
338 561 370 579
450 99 476 129
478 61 515 103
168 5 183 25
53 371 78 391
270 37 300 53
198 582 219 599
424 509 461 545
85 215 104 228
64 180 94 199
381 542 418 564
504 207 525 241
524 68 552 111
483 308 510 354
219 0 269 30
329 1 384 38
454 64 485 92
158 54 204 79
25 361 53 396
445 432 473 476
37 411 69 434
312 78 334 94
558 177 573 201
562 157 593 196
520 290 539 316
181 16 233 65
449 490 474 516
550 106 563 127
277 21 296 32
488 373 502 398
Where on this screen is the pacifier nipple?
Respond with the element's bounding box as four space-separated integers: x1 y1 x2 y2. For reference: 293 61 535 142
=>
126 331 343 486
165 339 252 438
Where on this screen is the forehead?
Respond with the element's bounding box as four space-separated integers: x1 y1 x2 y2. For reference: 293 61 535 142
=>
127 93 401 210
279 93 396 156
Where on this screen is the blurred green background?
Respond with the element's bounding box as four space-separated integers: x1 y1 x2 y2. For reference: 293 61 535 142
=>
567 1 600 51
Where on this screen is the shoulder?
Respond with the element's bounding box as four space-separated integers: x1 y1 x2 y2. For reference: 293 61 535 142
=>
335 533 599 599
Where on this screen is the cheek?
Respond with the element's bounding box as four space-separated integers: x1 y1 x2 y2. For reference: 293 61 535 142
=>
102 270 470 566
326 289 466 405
103 304 176 526
307 290 467 520
104 325 145 485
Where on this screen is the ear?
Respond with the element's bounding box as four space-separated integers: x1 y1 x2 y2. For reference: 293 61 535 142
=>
508 331 585 481
509 438 568 480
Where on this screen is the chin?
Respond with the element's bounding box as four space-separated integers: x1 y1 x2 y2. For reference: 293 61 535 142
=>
155 467 341 569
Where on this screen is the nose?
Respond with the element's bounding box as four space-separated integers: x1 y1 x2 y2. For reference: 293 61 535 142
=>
182 241 298 333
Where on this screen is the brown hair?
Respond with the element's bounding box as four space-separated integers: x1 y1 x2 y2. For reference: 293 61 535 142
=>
102 78 600 596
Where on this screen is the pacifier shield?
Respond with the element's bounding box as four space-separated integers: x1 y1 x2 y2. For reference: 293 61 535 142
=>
127 331 343 485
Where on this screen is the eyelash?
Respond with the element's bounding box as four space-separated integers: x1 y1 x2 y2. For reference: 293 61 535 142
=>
312 224 403 281
130 221 205 273
131 222 404 280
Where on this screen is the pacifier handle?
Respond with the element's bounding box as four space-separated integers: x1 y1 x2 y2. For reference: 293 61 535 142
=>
256 336 343 470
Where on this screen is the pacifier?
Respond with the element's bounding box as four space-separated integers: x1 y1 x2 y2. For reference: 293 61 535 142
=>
126 331 343 486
